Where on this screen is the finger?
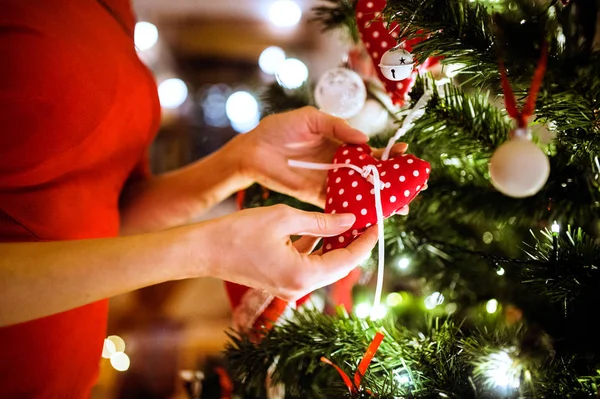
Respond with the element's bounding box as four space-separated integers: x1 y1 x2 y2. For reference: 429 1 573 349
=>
309 226 379 281
293 236 321 254
303 106 368 144
371 142 408 159
277 207 356 237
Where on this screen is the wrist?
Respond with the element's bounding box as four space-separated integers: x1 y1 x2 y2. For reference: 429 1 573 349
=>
168 222 214 280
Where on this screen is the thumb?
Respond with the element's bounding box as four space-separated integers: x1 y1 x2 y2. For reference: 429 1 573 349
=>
281 209 356 237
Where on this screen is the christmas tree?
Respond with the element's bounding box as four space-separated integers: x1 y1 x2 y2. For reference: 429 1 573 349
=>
195 0 600 397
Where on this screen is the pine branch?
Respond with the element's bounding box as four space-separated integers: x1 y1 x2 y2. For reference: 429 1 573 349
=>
260 82 312 117
520 226 600 305
223 309 598 398
311 0 360 43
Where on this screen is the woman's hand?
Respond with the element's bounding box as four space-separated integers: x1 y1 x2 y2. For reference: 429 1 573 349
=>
195 204 379 301
236 106 409 209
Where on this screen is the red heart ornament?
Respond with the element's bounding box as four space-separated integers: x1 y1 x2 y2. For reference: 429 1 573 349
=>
322 143 430 253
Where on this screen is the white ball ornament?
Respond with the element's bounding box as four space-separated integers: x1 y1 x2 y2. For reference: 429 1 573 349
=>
379 47 414 81
489 130 550 198
314 67 367 119
347 99 389 136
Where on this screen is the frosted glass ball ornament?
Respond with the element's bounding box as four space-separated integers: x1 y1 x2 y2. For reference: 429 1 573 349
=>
489 129 550 198
347 99 389 136
314 67 367 119
379 47 414 81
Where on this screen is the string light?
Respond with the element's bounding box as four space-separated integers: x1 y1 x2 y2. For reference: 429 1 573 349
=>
275 58 308 89
551 221 560 235
259 46 286 75
110 352 131 372
107 335 126 353
158 78 188 109
370 304 387 320
486 299 499 314
225 91 260 133
355 303 371 319
268 0 302 28
354 302 387 320
496 266 505 276
134 21 158 51
101 338 116 359
386 292 403 307
476 348 522 392
394 369 412 386
397 257 410 270
424 292 444 310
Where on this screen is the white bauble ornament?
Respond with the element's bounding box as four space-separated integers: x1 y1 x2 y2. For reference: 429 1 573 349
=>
489 130 550 198
347 99 389 136
314 67 367 119
379 47 414 81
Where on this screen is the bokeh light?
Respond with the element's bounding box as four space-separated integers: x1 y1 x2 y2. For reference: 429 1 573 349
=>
134 21 158 51
268 0 302 28
225 91 260 133
158 78 188 109
259 46 286 75
276 58 308 89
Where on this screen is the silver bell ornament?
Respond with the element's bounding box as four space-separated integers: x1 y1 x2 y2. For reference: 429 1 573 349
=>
314 67 367 119
378 46 414 81
489 129 550 198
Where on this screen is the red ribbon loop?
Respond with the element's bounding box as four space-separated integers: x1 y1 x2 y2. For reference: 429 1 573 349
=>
321 331 385 394
499 41 548 128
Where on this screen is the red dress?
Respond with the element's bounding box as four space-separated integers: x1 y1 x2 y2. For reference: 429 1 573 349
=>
0 0 160 396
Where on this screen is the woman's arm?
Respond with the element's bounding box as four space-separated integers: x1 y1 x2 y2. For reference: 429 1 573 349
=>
0 205 376 327
119 137 250 235
119 107 371 235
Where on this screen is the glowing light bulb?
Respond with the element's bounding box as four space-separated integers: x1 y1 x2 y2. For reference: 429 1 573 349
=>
397 257 410 270
225 91 260 133
424 292 444 310
479 349 521 390
386 292 403 307
110 352 131 372
486 299 498 314
551 221 560 234
102 338 117 359
276 58 308 90
259 46 286 75
496 267 505 276
268 0 302 28
355 303 371 319
158 78 188 109
134 21 158 51
394 369 412 385
370 304 387 320
107 335 126 353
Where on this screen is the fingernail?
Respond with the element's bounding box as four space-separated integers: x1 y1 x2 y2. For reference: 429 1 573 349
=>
335 213 355 227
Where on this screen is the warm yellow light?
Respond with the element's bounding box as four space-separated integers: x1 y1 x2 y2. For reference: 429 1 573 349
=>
107 335 126 353
110 352 130 372
386 292 403 307
486 299 499 314
101 338 117 359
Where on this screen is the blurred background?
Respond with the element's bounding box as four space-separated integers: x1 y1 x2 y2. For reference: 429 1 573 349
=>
93 1 345 398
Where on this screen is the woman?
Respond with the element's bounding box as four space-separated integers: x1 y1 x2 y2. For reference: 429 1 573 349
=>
0 0 409 397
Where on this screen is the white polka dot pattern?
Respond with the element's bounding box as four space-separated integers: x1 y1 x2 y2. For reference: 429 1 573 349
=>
355 0 440 107
322 143 431 253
